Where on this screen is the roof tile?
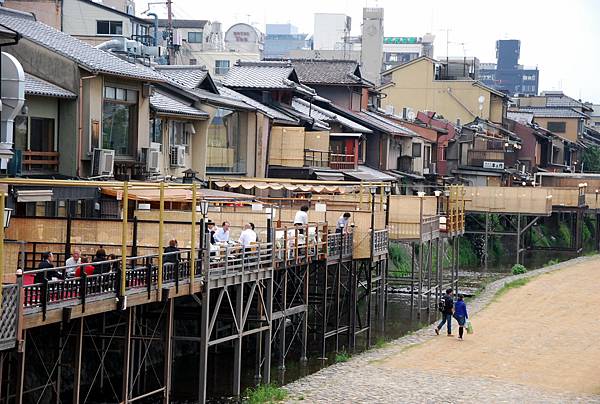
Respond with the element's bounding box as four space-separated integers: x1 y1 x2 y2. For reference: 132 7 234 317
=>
25 73 76 98
0 10 164 82
150 91 209 119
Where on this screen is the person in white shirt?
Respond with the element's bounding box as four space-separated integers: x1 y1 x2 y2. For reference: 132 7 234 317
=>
214 221 230 242
65 248 81 277
294 205 309 234
239 223 257 247
336 212 352 234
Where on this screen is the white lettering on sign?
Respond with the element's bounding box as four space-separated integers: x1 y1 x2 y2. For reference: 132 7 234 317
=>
483 161 504 169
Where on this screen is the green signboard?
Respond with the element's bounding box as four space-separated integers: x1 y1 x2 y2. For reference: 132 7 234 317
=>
383 37 420 44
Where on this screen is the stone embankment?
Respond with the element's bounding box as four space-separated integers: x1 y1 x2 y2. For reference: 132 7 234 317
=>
284 256 600 403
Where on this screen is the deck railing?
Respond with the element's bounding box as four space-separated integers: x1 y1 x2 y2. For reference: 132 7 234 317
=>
372 229 389 256
22 151 59 172
19 226 347 316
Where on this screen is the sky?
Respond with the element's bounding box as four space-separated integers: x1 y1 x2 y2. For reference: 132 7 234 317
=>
135 0 600 103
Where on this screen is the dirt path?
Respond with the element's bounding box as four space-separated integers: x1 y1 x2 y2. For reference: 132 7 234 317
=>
381 257 600 395
285 257 600 403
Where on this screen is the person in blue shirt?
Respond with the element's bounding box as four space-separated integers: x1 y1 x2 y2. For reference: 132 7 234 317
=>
453 293 469 340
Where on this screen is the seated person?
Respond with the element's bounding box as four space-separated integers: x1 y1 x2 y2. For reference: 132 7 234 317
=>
206 220 217 245
74 257 95 277
239 223 257 248
163 239 180 264
214 221 230 242
34 252 62 283
92 248 110 275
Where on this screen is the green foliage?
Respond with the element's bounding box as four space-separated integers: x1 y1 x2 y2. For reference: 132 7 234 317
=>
335 352 350 363
531 224 551 248
511 264 527 275
388 242 411 277
244 384 288 404
458 237 479 267
374 338 387 349
543 259 560 267
557 222 572 247
583 145 600 173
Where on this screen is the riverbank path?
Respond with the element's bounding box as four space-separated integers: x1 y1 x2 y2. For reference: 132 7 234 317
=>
284 256 600 403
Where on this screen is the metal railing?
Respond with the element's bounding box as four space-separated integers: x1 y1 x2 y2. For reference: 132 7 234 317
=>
304 149 356 170
372 229 389 256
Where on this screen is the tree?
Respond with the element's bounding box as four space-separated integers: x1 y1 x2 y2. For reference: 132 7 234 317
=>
582 146 600 173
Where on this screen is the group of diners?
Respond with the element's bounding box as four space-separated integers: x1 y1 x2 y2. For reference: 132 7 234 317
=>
33 248 117 283
204 220 258 248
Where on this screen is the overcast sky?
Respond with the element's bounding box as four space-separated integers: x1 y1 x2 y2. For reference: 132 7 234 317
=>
135 0 600 103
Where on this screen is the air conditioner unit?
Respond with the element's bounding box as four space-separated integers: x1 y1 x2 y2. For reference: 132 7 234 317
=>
170 145 185 167
141 147 161 172
92 148 115 177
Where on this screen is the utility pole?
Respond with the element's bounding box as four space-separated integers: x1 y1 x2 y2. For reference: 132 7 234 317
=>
166 0 174 64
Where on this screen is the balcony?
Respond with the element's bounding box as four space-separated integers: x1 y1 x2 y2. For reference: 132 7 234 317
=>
303 149 357 170
22 151 59 173
467 150 506 168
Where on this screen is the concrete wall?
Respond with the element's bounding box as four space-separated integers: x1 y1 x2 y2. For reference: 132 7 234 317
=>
311 85 362 110
4 0 61 29
62 0 135 44
381 58 506 124
173 51 260 76
360 8 384 86
533 117 579 143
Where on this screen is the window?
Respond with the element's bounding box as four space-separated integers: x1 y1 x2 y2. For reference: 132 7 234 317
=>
215 60 230 75
187 32 203 43
547 121 566 133
189 58 197 65
29 118 55 152
441 146 447 161
149 117 163 144
170 121 191 153
97 20 123 35
103 85 138 156
412 143 421 157
207 108 246 173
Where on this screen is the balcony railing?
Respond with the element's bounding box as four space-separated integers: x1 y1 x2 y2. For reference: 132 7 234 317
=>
304 149 357 170
22 151 59 172
467 150 506 167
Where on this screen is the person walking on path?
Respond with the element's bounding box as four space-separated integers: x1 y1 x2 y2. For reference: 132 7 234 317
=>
454 293 469 340
435 288 454 336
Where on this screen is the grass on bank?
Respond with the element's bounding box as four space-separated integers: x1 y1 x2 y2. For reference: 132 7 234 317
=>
493 277 530 302
335 351 350 363
244 384 287 404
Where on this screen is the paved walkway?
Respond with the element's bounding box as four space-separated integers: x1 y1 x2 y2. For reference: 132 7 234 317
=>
284 256 600 403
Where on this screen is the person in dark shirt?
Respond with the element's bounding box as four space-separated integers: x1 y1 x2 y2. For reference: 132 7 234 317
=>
435 288 454 336
163 239 180 265
453 294 469 340
92 248 110 275
34 252 62 283
206 220 217 245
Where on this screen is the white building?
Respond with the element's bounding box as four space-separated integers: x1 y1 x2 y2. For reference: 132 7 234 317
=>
382 34 435 70
313 13 352 51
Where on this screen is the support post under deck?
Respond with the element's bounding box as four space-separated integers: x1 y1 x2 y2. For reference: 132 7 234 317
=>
163 299 174 404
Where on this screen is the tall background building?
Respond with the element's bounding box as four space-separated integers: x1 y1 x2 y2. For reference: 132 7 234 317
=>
382 34 434 70
360 7 384 85
264 23 310 59
478 39 539 96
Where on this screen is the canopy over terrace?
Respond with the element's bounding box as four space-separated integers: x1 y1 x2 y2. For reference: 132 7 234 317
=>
101 186 254 202
210 177 392 194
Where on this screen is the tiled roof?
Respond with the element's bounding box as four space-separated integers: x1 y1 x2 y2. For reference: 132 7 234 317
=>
156 66 209 89
150 91 209 119
518 107 590 119
320 103 416 136
222 60 295 89
188 88 255 111
289 59 367 86
222 61 315 96
292 98 372 133
507 111 534 124
0 10 164 82
217 85 297 124
25 73 76 98
273 103 330 131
